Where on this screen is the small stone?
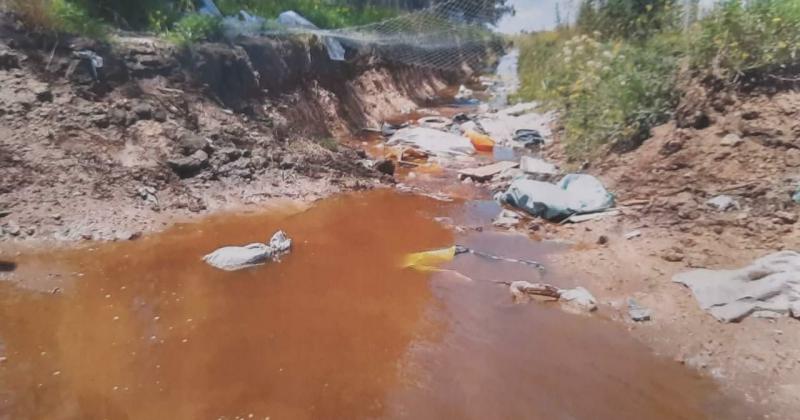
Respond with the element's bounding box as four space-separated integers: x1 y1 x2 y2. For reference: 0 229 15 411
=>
720 133 743 147
34 87 53 102
109 108 128 126
3 221 20 236
775 211 798 225
131 101 153 120
706 195 738 211
167 150 209 178
713 226 724 234
176 132 207 155
597 235 608 245
624 230 642 240
628 298 652 322
115 230 141 241
662 249 684 262
153 108 168 122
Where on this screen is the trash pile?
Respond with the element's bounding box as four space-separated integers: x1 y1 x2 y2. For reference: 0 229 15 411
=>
203 230 292 271
377 104 551 167
402 245 598 313
673 251 800 322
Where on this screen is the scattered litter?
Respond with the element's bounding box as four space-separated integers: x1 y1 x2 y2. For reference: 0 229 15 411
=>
673 251 800 322
513 129 545 148
706 195 739 211
509 281 560 300
627 298 652 321
452 113 471 123
417 116 452 131
402 246 458 271
396 184 453 201
198 0 222 16
74 50 103 80
508 281 597 311
793 185 800 204
564 209 620 224
474 103 553 146
492 209 521 228
458 160 518 182
403 245 544 272
624 230 642 240
277 11 345 61
496 174 615 221
503 101 539 117
454 84 474 103
381 121 407 137
203 230 292 271
387 127 473 158
519 156 558 177
465 129 495 152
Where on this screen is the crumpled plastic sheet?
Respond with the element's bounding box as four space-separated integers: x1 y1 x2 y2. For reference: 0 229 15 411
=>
673 251 800 322
495 174 615 220
203 230 292 271
387 127 474 158
277 11 346 61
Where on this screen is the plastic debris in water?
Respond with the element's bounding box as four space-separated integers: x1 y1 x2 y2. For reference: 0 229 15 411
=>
402 245 544 271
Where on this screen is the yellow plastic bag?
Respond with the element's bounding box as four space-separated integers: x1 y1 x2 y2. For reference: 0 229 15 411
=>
402 246 456 271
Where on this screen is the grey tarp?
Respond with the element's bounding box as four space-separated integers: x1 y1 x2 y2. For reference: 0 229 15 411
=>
495 174 614 220
387 127 474 158
277 11 346 61
203 231 292 271
673 251 800 322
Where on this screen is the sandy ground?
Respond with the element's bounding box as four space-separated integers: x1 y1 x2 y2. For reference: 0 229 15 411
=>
532 89 800 418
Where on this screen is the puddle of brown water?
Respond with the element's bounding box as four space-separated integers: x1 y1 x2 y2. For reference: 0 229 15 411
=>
0 190 752 420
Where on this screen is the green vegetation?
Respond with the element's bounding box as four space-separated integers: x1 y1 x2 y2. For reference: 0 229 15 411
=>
516 0 800 160
4 0 399 40
217 0 397 29
4 0 107 37
165 13 223 45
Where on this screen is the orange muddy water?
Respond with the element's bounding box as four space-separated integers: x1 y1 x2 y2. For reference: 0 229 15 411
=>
0 190 750 419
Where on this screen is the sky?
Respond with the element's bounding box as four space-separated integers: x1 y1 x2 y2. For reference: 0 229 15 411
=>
495 0 718 34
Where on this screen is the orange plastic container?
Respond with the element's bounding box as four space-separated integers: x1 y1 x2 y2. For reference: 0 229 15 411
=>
465 129 495 152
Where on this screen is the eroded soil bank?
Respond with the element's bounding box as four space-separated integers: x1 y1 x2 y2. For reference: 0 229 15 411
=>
0 11 455 243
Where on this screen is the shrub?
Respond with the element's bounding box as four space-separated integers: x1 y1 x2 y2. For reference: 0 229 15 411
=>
689 0 800 81
517 31 681 159
215 0 397 29
5 0 106 38
166 13 222 45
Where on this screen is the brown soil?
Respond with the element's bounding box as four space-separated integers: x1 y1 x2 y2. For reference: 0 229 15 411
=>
540 83 800 417
0 14 457 244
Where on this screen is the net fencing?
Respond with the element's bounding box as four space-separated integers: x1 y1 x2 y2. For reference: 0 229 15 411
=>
244 0 506 71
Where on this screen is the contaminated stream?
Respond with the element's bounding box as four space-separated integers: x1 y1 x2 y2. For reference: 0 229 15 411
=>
0 190 748 419
0 52 753 420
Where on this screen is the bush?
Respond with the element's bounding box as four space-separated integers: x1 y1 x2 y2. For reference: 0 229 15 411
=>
518 0 800 160
215 0 397 29
5 0 106 38
166 13 222 45
517 31 681 159
689 0 800 81
576 0 682 40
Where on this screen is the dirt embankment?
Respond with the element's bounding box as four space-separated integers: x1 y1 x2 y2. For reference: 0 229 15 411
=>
0 14 461 243
542 79 800 416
